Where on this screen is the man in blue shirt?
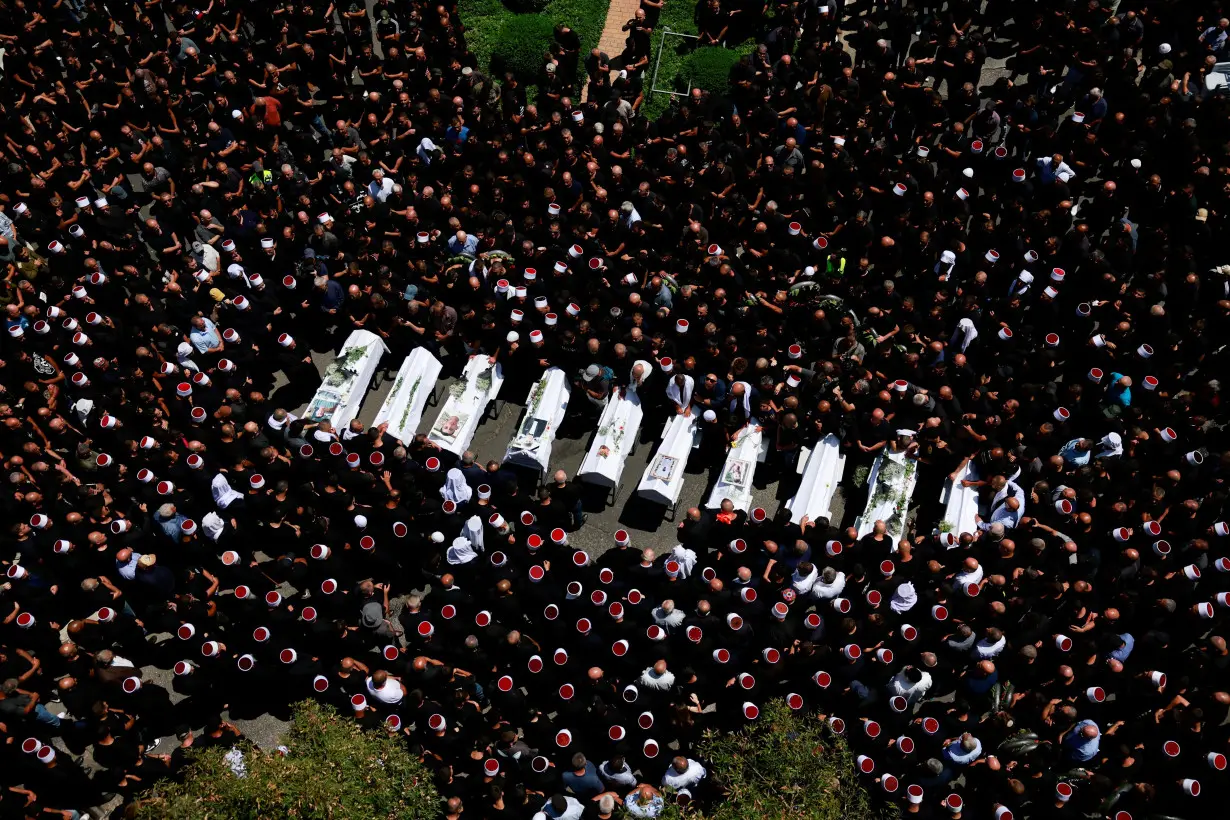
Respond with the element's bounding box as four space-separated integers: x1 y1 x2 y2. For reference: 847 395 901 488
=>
1060 438 1093 467
447 230 479 257
317 275 345 313
1199 19 1229 57
1106 373 1132 407
1108 633 1135 663
154 503 187 541
1062 720 1101 762
561 753 605 800
189 316 222 354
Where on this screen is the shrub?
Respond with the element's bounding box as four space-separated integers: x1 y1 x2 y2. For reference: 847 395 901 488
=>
659 699 877 820
130 700 440 819
684 46 743 97
491 14 556 81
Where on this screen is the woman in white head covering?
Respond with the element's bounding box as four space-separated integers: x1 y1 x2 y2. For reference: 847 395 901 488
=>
669 544 697 578
950 318 979 352
1095 432 1124 459
462 515 485 553
211 473 243 509
440 468 473 505
446 536 478 565
201 511 227 542
891 582 918 613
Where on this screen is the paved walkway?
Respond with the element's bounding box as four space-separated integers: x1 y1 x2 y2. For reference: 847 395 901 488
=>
587 0 637 99
597 0 635 59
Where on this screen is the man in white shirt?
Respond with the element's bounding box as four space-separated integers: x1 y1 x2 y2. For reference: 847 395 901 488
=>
953 557 985 588
887 665 933 703
661 755 707 793
365 669 405 705
974 627 1007 659
540 794 584 820
811 566 846 600
599 755 638 789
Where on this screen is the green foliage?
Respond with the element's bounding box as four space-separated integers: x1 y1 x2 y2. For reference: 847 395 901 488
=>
130 700 440 820
641 0 754 120
684 46 742 96
660 699 877 820
459 0 606 87
492 14 557 81
505 0 551 10
458 0 507 74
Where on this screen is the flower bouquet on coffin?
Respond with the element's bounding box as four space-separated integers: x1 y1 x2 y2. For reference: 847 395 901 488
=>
706 426 763 510
505 369 570 471
856 450 918 545
321 342 371 391
303 330 389 429
579 389 644 489
374 348 445 443
511 375 551 452
428 356 503 453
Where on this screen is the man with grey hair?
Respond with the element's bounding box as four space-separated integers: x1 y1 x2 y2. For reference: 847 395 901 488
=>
153 503 186 540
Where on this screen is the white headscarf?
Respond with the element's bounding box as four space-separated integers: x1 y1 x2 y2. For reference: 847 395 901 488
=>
1096 432 1124 459
417 138 438 164
211 473 243 509
950 318 979 352
440 468 473 505
462 515 485 553
446 536 478 565
202 511 226 541
665 374 694 410
670 544 697 578
890 582 918 613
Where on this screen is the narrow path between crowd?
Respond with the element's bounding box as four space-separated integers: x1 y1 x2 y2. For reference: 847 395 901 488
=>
589 0 640 99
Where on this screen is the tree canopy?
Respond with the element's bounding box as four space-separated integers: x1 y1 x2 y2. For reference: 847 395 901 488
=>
130 700 439 820
660 699 879 820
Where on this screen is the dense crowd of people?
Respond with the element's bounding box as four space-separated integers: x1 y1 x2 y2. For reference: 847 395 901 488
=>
3 0 1230 817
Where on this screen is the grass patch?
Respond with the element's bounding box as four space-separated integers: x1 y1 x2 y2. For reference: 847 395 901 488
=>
459 0 607 89
641 0 754 120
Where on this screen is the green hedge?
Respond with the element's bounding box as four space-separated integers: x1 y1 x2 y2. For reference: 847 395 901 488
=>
685 46 742 97
492 14 557 81
459 0 606 88
131 701 439 819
